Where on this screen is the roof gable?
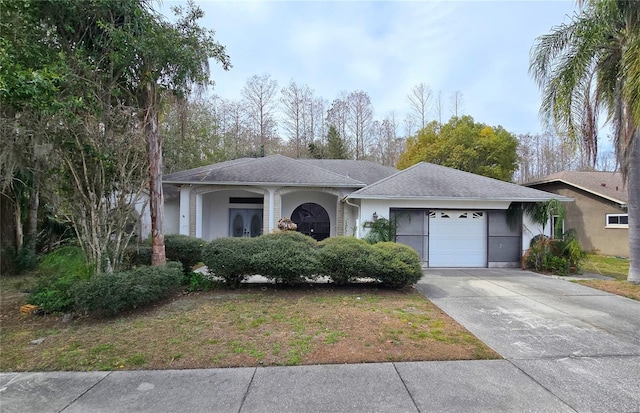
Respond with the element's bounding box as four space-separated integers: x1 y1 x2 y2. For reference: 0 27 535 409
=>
523 171 627 204
350 162 566 201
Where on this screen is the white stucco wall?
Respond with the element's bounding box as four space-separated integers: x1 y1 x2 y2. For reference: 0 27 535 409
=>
165 200 180 235
522 214 552 253
200 188 264 240
342 200 360 237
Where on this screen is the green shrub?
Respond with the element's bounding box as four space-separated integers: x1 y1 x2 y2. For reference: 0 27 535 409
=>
318 237 372 284
185 271 216 292
73 262 183 316
363 217 396 244
28 246 93 313
5 245 38 275
251 232 320 284
525 230 584 275
546 255 569 276
123 244 152 268
202 237 257 287
369 242 423 288
165 234 205 277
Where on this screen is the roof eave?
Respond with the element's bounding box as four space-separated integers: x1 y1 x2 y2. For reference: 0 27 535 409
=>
524 179 626 205
162 180 365 188
347 195 573 202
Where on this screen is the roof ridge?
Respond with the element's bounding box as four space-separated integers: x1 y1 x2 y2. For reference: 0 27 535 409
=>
351 162 422 194
292 157 366 185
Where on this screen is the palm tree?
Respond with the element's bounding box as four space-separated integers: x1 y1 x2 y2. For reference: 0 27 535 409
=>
530 0 639 283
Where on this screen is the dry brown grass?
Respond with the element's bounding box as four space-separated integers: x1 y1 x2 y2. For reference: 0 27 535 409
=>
575 279 640 301
0 279 499 371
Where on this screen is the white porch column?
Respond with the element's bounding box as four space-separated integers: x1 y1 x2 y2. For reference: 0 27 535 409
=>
195 192 203 239
267 187 276 232
179 186 191 235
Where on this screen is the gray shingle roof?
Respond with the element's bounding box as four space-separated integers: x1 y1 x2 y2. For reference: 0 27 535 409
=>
298 159 398 185
349 162 568 201
523 171 627 204
163 155 366 187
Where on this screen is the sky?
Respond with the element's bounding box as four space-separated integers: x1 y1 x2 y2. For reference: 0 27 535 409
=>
159 0 581 137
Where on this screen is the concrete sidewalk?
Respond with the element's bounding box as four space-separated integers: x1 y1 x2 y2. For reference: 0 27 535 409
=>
0 361 576 413
1 269 639 412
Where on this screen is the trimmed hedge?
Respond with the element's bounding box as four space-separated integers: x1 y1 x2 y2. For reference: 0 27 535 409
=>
123 244 152 268
318 237 371 284
250 232 320 284
73 262 183 316
165 234 205 276
201 233 422 288
202 237 258 287
369 242 423 288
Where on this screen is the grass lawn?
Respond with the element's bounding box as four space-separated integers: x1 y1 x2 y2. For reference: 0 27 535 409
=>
581 254 631 281
0 277 499 372
576 254 639 301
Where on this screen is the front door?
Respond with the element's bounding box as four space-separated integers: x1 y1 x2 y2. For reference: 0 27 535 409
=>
229 209 263 237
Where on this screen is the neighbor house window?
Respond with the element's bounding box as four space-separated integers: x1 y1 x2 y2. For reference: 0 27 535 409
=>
606 214 628 228
551 215 564 238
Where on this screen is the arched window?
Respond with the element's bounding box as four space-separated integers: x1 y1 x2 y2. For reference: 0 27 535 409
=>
291 203 330 241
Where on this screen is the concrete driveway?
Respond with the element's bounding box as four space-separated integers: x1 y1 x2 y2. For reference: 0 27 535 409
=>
416 268 640 412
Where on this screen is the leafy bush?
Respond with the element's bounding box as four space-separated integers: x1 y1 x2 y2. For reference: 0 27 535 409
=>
525 230 584 275
250 232 320 284
363 217 396 244
546 255 569 276
202 237 257 287
73 262 183 316
5 245 38 275
185 271 216 292
28 246 93 313
165 234 205 277
369 242 423 287
318 237 372 284
123 244 152 268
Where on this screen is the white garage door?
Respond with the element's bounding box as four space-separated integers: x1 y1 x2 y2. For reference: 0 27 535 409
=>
428 210 487 267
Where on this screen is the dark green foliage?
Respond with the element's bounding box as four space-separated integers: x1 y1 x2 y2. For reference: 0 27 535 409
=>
73 262 183 316
318 237 372 284
202 233 422 289
363 218 396 244
369 242 423 288
164 234 205 276
27 246 93 313
525 231 584 276
123 245 153 268
250 232 320 284
202 237 257 287
5 245 38 275
185 271 216 292
326 125 349 159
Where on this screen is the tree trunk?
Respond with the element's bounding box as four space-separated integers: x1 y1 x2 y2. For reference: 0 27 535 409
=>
26 188 39 251
627 131 640 283
14 198 23 250
0 195 16 276
146 83 166 266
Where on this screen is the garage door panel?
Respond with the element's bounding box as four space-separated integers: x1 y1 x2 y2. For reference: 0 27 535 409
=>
429 210 487 267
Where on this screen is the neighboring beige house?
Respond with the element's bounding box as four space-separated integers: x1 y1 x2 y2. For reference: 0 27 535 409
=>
524 171 629 257
160 155 565 268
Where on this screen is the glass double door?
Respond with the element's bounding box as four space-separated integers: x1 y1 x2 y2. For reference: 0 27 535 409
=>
229 209 263 238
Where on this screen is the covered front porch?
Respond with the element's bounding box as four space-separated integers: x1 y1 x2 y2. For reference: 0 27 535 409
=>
175 185 356 241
